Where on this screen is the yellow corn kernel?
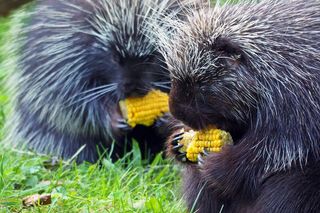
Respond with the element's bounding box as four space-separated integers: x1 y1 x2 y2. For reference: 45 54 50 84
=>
183 128 233 162
186 153 197 162
119 90 169 128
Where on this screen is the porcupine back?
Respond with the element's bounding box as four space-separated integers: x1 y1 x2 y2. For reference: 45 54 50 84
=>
157 0 320 171
3 0 194 163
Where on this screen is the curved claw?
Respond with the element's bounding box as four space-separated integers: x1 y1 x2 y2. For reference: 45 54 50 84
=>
116 119 132 132
171 132 184 145
172 143 184 152
203 148 210 157
174 132 185 138
198 153 205 166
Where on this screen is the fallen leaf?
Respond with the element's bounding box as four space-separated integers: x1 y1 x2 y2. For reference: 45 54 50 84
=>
22 194 51 207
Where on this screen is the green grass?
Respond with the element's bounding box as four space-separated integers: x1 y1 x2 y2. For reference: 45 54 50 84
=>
0 13 185 213
0 147 185 212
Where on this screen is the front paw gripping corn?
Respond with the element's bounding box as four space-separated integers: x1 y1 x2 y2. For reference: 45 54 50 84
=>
179 128 233 162
119 90 169 128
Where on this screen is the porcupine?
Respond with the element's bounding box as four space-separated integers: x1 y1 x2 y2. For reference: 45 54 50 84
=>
157 0 320 212
4 0 196 163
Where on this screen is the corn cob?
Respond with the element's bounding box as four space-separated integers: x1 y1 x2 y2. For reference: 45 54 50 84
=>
119 90 169 128
179 128 233 162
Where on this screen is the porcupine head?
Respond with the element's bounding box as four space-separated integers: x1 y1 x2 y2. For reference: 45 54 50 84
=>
157 1 320 171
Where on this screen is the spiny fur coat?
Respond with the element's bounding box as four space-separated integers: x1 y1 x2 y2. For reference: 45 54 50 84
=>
4 0 195 163
158 0 320 212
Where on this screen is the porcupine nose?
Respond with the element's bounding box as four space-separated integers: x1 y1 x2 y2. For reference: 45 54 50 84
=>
169 86 204 130
122 81 148 98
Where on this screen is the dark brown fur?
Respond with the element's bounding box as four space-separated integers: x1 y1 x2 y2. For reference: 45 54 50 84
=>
162 0 320 212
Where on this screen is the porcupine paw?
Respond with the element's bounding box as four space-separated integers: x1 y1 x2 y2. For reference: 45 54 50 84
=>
154 113 171 128
168 131 193 163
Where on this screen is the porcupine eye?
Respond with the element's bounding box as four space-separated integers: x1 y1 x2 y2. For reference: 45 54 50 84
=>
191 36 245 98
213 36 244 68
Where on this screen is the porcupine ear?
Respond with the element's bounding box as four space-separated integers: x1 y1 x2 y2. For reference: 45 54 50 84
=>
213 36 244 68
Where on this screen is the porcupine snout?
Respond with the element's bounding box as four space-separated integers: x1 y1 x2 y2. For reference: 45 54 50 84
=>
169 82 207 130
117 59 154 99
121 79 149 98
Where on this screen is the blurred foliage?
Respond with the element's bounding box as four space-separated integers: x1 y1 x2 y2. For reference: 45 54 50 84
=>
0 17 9 131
